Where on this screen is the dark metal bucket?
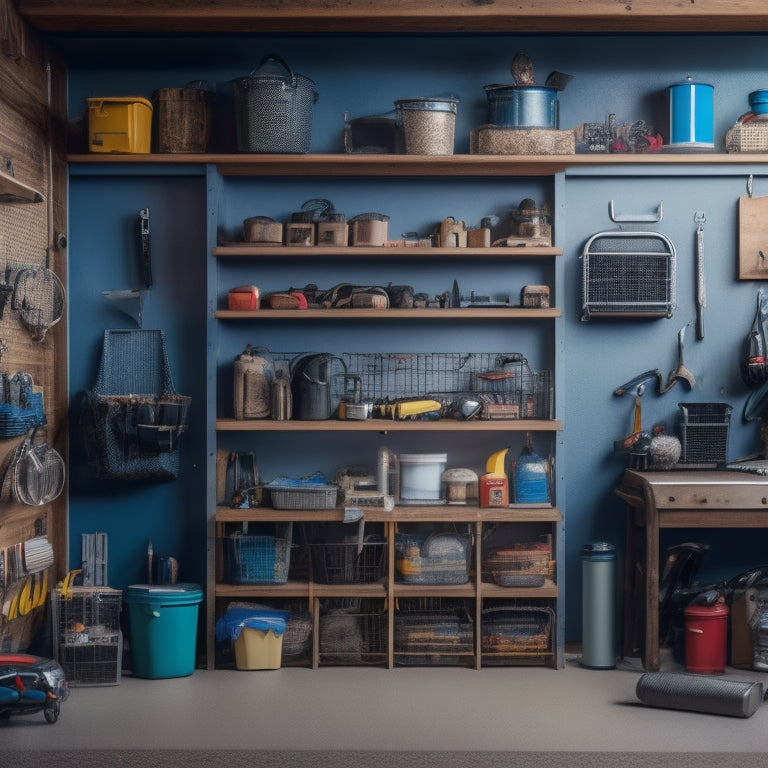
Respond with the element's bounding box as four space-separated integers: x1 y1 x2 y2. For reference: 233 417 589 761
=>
483 85 559 128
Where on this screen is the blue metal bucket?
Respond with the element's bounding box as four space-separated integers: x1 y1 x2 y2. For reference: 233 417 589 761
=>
483 85 559 128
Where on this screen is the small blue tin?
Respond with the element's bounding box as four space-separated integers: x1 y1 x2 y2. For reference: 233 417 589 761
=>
668 81 714 149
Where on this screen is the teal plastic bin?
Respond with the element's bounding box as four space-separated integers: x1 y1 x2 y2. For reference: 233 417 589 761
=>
124 583 203 679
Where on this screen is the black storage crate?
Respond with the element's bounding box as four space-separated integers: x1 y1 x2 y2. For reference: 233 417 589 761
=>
678 402 732 466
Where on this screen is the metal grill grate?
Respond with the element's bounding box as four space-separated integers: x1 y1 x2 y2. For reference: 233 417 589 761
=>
581 230 676 320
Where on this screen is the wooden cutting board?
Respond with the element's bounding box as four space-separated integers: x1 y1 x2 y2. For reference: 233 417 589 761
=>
739 194 768 279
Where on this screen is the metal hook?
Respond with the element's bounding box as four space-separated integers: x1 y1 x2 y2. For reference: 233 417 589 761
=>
748 174 754 198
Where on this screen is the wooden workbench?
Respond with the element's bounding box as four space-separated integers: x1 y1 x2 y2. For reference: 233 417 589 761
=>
614 468 768 671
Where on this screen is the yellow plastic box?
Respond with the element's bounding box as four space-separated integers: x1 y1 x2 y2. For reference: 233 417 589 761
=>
88 97 153 153
234 627 283 670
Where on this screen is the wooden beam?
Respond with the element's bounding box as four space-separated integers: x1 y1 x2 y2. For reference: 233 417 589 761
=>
15 0 768 34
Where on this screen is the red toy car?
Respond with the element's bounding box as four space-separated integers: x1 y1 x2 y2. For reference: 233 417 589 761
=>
0 652 69 724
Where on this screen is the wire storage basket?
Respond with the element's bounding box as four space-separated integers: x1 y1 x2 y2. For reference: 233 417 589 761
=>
677 402 732 466
222 599 312 666
580 230 676 320
243 351 552 421
483 542 554 588
305 521 387 584
481 605 554 666
394 598 475 666
394 527 472 585
318 599 388 666
54 586 122 686
225 522 293 584
339 351 552 420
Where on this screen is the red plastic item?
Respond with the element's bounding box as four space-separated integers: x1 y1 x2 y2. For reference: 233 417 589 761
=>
684 603 729 674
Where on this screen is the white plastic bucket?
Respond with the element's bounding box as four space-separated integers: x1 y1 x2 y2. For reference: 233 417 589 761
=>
399 453 447 501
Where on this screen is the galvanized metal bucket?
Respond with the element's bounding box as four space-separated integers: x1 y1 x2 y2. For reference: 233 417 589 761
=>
233 54 318 153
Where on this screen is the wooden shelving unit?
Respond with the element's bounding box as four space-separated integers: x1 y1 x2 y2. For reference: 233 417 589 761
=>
215 505 562 668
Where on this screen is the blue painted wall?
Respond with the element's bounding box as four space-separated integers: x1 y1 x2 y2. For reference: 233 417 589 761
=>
57 32 768 642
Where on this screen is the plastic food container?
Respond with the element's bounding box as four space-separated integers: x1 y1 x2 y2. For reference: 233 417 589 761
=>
398 453 447 502
87 96 153 154
123 583 203 678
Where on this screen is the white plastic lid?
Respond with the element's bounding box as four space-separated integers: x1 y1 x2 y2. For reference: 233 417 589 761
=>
399 453 448 463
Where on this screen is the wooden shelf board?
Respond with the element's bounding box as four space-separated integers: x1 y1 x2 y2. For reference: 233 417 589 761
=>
216 418 562 432
216 505 562 523
19 1 768 34
215 307 560 320
214 581 310 598
0 171 45 204
392 583 477 599
214 245 562 259
67 153 768 178
480 579 558 599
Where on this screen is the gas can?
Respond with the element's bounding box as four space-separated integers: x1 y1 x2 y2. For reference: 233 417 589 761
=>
480 474 508 507
684 602 729 674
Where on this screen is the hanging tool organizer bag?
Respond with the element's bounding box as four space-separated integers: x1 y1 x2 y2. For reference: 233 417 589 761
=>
81 329 191 480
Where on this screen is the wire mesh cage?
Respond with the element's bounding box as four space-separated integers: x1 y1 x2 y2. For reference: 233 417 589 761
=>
224 522 293 584
677 402 732 466
481 605 555 666
338 351 552 419
394 597 475 666
53 586 122 686
482 542 554 588
581 231 676 320
264 350 553 420
304 521 387 584
317 600 388 666
394 528 472 585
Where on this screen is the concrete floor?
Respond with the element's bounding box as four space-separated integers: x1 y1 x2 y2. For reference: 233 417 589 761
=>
4 650 768 754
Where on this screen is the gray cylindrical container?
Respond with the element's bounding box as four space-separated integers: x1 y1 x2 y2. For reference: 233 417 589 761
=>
581 541 616 669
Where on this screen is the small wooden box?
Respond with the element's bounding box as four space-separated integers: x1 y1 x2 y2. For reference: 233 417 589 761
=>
285 222 315 246
243 216 283 244
521 285 550 308
228 285 259 310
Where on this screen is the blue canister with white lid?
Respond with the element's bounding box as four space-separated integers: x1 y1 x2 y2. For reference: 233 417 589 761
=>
668 80 714 149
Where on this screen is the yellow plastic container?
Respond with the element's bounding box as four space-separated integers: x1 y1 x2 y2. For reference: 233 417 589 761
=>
87 96 153 153
234 627 283 670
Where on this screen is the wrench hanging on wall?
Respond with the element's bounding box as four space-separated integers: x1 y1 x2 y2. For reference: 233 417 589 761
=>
695 211 706 340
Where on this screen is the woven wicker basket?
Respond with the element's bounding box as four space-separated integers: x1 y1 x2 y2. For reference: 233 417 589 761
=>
726 118 768 153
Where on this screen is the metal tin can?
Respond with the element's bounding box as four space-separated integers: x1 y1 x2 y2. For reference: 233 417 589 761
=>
668 81 714 149
581 541 616 669
483 85 559 128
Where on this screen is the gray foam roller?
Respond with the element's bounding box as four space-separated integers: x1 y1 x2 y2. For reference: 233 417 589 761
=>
636 672 765 718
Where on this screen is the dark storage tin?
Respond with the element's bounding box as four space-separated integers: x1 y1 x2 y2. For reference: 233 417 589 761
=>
483 85 559 128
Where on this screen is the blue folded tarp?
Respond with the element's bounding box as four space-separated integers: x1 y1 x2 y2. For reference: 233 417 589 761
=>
215 607 289 643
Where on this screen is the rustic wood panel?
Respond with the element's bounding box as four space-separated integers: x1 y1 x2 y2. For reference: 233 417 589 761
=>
15 0 768 34
0 0 67 653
